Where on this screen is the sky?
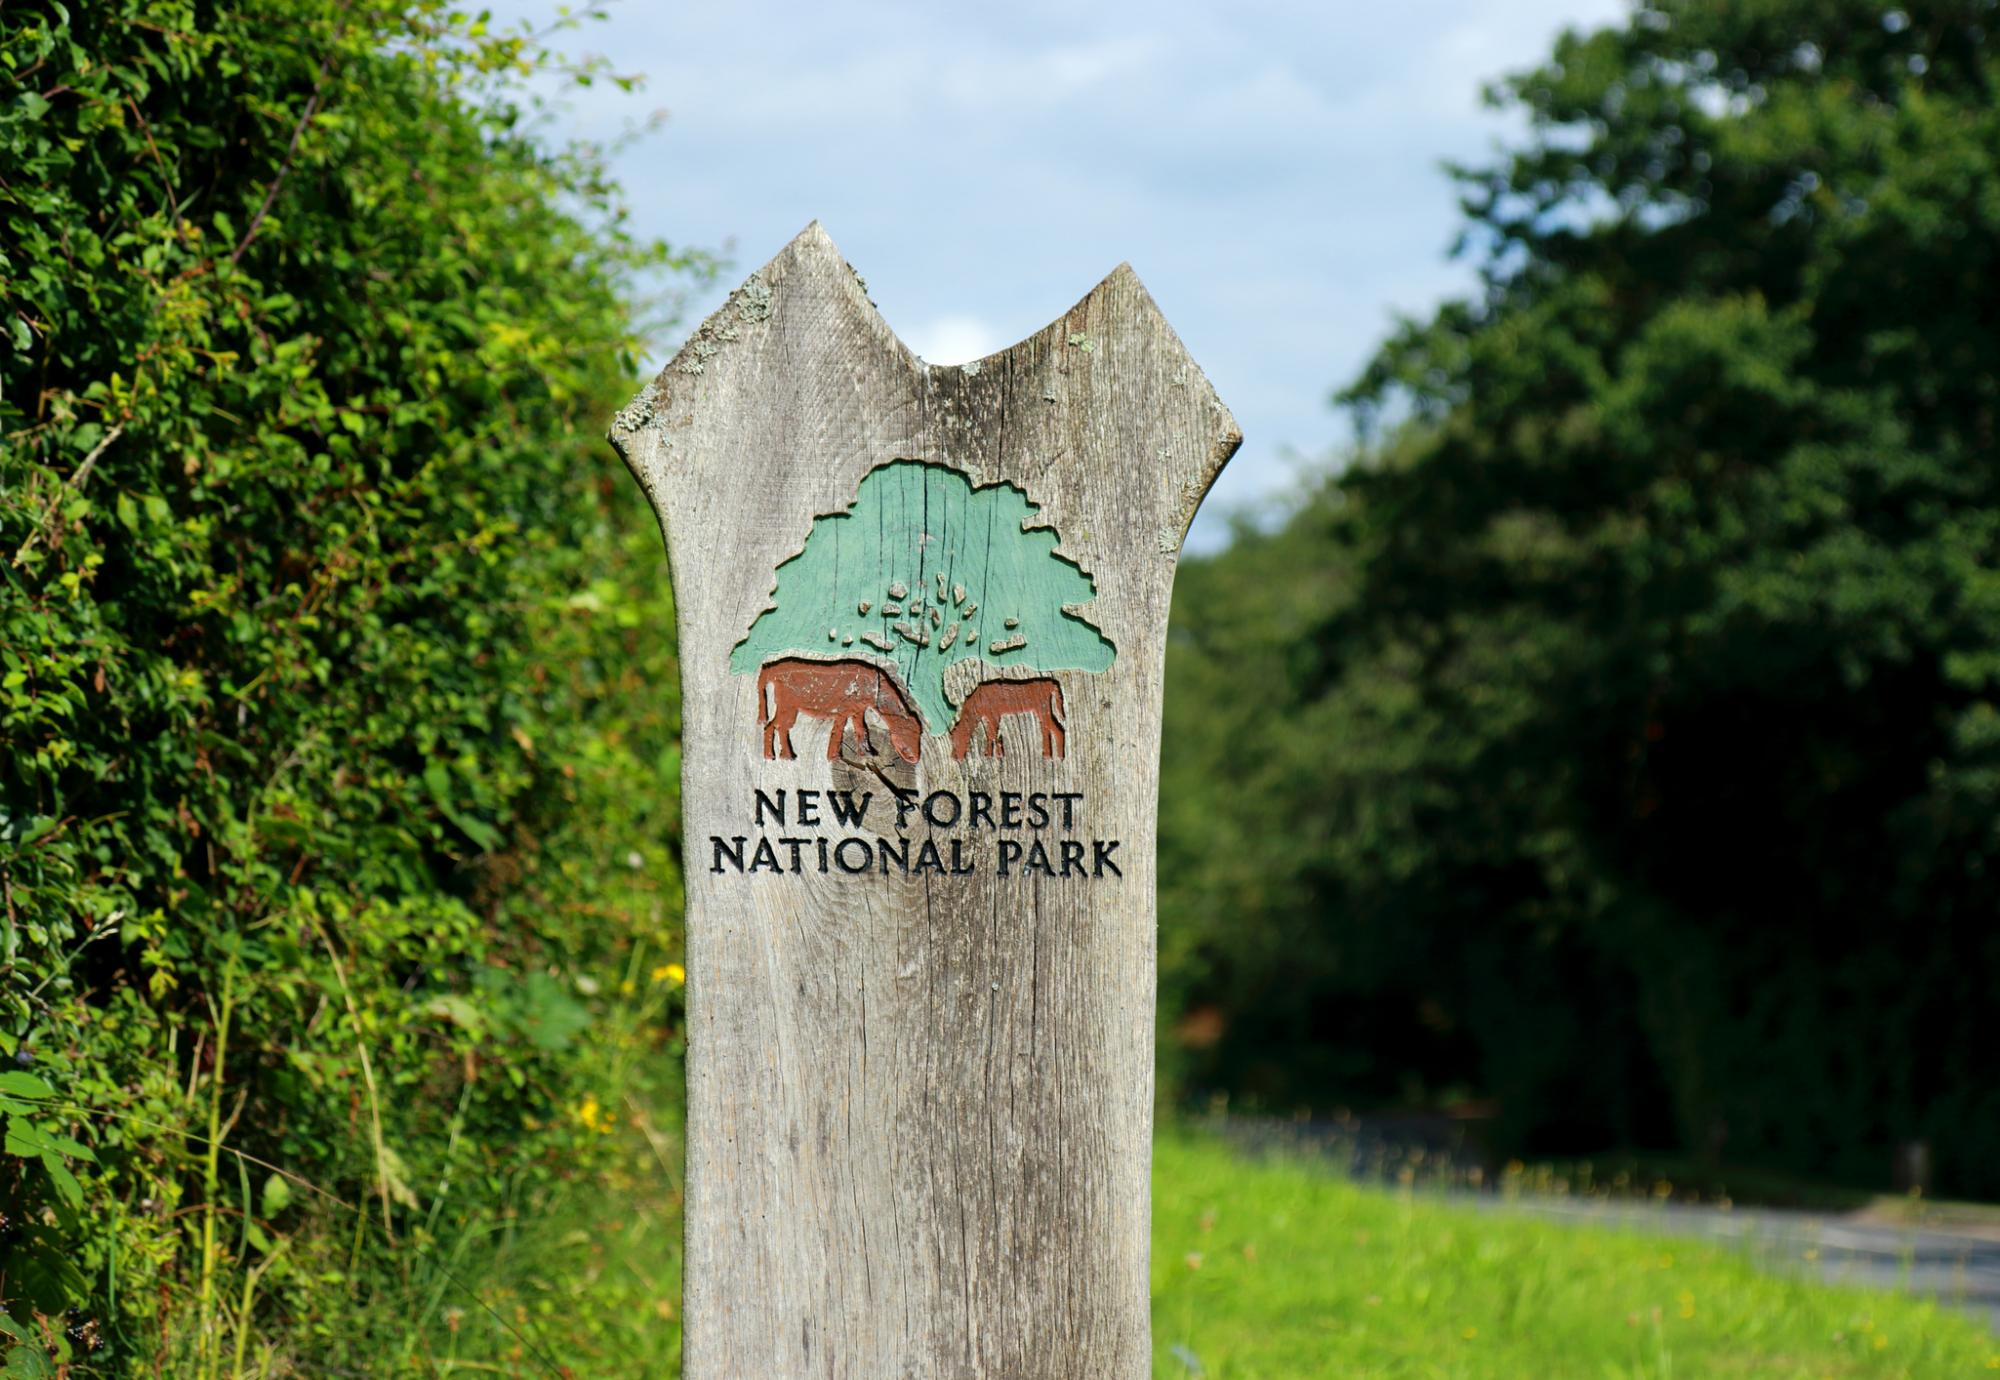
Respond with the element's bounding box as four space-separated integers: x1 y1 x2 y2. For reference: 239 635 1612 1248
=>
499 0 1627 549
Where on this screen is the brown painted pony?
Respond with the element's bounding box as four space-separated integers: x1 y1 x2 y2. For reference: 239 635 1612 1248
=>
757 658 924 763
949 678 1066 760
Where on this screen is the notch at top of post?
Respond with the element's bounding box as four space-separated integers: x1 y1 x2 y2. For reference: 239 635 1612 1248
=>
611 223 1238 462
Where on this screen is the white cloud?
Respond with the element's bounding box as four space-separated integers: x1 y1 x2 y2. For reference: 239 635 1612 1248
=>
904 314 1003 366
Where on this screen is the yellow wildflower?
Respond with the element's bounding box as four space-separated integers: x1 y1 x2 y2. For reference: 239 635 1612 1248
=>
653 962 687 986
575 1093 613 1134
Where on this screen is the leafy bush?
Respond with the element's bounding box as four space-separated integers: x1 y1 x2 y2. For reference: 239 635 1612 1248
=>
1 0 703 1369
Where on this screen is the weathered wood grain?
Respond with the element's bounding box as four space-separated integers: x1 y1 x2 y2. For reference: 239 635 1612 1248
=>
609 223 1239 1379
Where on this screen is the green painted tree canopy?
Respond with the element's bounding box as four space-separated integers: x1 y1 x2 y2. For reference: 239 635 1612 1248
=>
729 460 1115 731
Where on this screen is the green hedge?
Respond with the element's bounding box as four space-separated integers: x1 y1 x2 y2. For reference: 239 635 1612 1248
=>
1 1 701 1370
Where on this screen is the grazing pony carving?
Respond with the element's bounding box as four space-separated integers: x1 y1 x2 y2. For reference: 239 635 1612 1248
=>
950 678 1066 760
757 658 923 763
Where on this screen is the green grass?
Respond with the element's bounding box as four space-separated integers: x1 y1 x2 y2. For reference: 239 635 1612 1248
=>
1150 1135 1997 1379
421 1129 1997 1377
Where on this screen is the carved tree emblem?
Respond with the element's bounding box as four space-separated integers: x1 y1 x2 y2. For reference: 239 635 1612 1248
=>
729 458 1114 754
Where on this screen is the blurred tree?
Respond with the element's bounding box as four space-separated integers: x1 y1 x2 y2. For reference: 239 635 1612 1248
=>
1163 0 2000 1194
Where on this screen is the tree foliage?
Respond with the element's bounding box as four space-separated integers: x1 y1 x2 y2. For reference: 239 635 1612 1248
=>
2 0 704 1367
730 460 1114 734
1163 0 2000 1194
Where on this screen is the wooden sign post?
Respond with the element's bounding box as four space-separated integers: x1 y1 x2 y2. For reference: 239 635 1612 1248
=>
610 224 1239 1379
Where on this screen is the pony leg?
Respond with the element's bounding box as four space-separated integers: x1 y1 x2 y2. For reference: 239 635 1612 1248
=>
829 709 867 759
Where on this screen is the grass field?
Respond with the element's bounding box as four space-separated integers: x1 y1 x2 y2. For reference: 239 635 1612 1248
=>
422 1130 1997 1377
1149 1136 1995 1379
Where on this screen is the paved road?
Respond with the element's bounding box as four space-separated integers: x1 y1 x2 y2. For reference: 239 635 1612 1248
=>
1477 1195 2000 1332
